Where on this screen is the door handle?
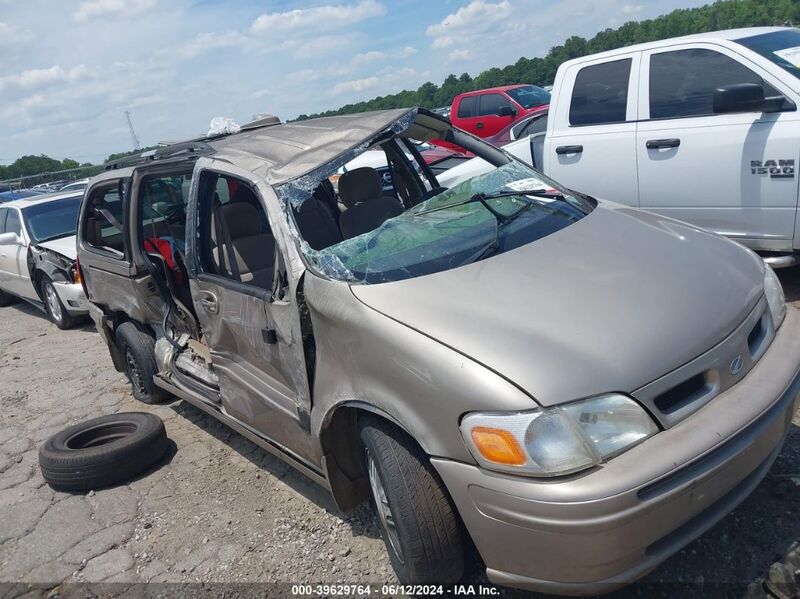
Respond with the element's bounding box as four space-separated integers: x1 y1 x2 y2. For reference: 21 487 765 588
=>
646 138 680 149
476 122 484 129
198 291 218 314
555 145 583 155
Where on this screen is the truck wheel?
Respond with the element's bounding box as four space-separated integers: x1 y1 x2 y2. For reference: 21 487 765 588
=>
116 321 170 404
39 412 168 491
359 416 465 584
41 276 76 329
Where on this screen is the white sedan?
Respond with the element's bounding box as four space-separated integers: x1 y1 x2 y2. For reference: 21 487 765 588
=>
0 191 89 328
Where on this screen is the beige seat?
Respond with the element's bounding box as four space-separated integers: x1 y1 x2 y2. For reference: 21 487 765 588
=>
211 202 275 289
338 167 403 239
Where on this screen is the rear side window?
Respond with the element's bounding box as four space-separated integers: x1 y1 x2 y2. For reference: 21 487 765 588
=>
85 184 126 257
4 209 21 236
649 48 773 119
569 58 632 126
478 93 512 116
457 96 477 118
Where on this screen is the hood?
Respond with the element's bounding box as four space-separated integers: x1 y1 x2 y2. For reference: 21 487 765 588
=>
36 235 77 260
351 205 764 406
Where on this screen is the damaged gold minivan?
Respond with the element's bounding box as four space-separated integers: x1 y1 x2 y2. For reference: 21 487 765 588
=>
78 108 800 594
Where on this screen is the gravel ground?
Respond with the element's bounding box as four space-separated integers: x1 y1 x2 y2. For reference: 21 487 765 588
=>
0 269 799 598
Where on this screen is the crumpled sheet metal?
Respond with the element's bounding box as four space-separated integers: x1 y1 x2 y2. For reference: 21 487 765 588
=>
209 108 416 186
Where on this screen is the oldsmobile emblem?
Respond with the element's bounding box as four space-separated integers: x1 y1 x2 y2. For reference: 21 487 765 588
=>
729 355 744 375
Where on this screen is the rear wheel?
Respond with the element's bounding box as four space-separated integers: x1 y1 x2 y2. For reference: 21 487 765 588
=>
41 276 76 329
359 416 465 585
115 321 170 404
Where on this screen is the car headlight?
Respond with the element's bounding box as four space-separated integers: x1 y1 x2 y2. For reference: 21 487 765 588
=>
764 266 786 330
460 394 658 477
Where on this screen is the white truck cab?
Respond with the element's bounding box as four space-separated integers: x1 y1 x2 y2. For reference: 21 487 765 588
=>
443 27 800 266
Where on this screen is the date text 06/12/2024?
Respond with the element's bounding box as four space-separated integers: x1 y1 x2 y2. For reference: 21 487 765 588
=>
290 584 501 596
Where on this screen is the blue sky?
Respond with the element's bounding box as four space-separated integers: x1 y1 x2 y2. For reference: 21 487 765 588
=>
0 0 709 164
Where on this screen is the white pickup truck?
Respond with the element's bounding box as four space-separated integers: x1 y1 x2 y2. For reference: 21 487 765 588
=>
440 27 800 266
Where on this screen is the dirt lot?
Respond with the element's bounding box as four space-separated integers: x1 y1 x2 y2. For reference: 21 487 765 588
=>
1 270 800 598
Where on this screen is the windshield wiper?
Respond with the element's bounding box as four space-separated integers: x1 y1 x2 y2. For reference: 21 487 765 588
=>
455 192 548 267
417 188 559 216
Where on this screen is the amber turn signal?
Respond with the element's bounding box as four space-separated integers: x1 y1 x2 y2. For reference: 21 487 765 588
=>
470 426 527 466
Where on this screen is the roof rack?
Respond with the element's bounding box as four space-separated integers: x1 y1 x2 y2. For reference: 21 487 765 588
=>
104 141 214 170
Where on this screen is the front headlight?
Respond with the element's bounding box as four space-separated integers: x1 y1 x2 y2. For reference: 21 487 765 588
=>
764 266 786 329
460 394 659 477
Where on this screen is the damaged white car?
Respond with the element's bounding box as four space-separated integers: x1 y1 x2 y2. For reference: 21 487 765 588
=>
0 191 89 328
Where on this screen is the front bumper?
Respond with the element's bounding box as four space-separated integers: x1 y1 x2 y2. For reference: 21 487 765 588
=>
433 308 800 595
52 281 89 315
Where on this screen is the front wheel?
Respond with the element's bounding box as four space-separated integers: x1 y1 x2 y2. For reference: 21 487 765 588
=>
41 276 76 329
360 416 465 584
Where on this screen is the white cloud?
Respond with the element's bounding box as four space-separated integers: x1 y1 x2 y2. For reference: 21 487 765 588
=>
396 46 418 58
426 0 512 49
0 64 91 92
622 4 644 15
351 50 385 67
332 76 380 96
0 21 33 46
448 49 471 61
251 0 386 33
73 0 157 22
174 31 258 59
330 67 418 97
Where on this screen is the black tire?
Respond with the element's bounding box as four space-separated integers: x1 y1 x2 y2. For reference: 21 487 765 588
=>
116 321 170 404
39 412 168 491
360 416 465 584
0 288 19 307
40 275 76 330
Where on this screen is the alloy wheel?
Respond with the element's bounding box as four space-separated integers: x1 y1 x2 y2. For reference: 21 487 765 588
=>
44 281 63 323
366 449 404 564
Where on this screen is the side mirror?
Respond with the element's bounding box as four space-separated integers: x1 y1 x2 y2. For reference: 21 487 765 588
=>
497 106 517 117
0 232 20 245
713 83 786 114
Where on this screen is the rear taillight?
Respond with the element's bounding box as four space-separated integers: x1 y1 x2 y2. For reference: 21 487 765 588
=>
75 257 88 295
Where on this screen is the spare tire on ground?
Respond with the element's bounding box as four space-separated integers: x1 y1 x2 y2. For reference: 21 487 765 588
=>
39 412 168 491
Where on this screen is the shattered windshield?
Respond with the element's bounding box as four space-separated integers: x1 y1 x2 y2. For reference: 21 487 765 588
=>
291 160 593 284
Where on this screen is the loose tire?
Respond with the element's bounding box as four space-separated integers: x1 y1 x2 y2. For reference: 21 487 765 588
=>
360 416 465 584
40 275 76 329
39 412 168 491
116 321 170 404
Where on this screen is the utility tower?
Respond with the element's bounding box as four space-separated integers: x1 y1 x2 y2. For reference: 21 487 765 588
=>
124 110 142 150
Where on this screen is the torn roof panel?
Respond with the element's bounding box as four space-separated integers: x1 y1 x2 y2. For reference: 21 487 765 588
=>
208 108 417 186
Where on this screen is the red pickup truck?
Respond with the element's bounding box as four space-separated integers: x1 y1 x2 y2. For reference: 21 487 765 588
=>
449 84 550 137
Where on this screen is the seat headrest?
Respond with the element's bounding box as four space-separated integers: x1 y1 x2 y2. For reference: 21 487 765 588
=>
219 202 261 238
338 167 383 208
